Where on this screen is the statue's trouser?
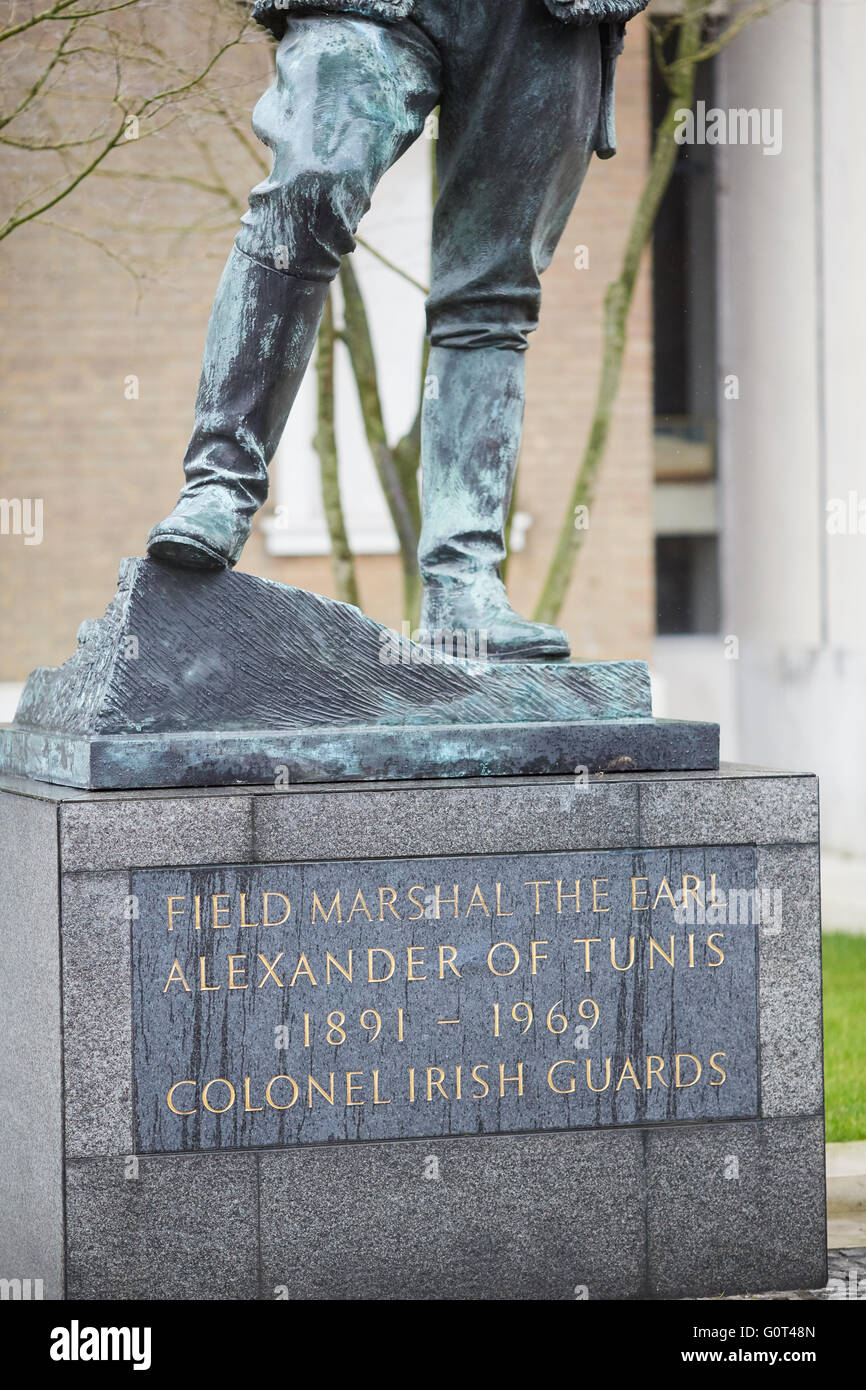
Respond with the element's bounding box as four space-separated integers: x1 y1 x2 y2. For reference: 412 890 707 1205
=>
147 0 602 655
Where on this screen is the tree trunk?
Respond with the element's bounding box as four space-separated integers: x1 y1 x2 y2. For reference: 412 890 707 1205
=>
338 255 422 624
315 291 361 609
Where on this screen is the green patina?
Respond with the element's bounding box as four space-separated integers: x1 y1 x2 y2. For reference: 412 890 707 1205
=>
146 0 643 662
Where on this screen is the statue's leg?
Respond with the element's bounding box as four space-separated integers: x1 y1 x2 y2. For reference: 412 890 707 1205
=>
148 14 441 570
419 1 603 660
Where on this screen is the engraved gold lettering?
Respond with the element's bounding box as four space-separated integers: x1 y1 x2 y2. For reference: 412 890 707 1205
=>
557 879 580 913
465 883 490 916
368 948 395 983
202 1078 234 1113
682 874 703 910
592 878 610 912
524 880 551 914
548 1060 576 1094
262 892 291 926
347 889 373 921
646 1055 668 1088
573 937 601 972
707 932 725 966
257 952 284 987
585 1057 612 1092
199 955 219 991
211 894 231 929
163 959 191 993
307 1073 335 1107
653 877 678 910
379 886 400 921
167 896 185 932
675 1053 701 1087
649 935 675 969
372 1070 391 1104
709 1052 727 1085
311 890 341 923
487 941 520 976
616 1058 641 1090
499 1062 524 1096
438 944 461 978
495 882 514 916
610 937 635 971
325 950 352 984
427 1066 447 1100
530 940 548 974
289 953 317 986
167 1080 196 1114
434 884 459 919
243 1076 262 1111
266 1075 299 1109
240 892 260 929
407 946 427 981
631 877 649 910
228 954 247 989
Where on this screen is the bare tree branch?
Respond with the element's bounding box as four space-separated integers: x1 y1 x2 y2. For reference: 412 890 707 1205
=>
354 234 429 296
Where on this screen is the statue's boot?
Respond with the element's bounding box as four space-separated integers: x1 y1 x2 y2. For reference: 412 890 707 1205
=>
418 346 570 662
147 246 328 569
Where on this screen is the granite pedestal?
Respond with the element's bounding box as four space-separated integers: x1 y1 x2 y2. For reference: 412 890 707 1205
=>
0 764 826 1301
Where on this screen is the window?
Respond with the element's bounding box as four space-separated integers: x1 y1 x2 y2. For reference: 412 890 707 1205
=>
651 34 721 634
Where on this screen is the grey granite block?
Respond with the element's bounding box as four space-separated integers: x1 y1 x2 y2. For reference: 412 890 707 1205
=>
66 1154 258 1300
253 777 640 862
646 1117 827 1298
0 765 827 1304
60 794 253 871
757 845 823 1119
61 872 133 1157
639 773 818 848
259 1130 647 1300
0 790 63 1300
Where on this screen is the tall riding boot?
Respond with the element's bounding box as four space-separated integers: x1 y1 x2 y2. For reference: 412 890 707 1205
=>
418 346 570 661
147 245 329 569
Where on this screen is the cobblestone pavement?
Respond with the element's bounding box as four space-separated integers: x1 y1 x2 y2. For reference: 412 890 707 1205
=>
712 1248 866 1300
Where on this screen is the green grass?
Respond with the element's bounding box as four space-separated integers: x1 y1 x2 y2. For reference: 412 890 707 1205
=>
823 933 866 1142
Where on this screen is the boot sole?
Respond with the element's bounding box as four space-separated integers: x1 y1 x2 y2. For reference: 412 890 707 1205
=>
484 647 571 663
146 532 231 571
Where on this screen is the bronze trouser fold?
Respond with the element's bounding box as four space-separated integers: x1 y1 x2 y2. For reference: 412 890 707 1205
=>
595 20 626 159
155 1 604 585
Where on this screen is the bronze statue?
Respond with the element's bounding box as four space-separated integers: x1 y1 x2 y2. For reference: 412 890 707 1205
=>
147 0 647 659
